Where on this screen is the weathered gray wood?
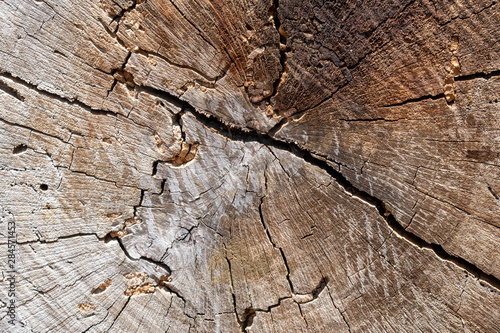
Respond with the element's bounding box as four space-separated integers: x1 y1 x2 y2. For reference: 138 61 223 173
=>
0 0 499 332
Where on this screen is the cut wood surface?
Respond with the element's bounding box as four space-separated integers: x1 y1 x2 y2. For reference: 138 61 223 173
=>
0 0 499 332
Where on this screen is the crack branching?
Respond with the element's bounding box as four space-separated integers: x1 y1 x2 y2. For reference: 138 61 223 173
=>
102 188 173 276
107 51 133 97
337 307 352 332
259 172 294 294
0 71 118 117
106 233 172 275
108 0 140 33
325 284 352 332
239 307 257 332
136 84 500 292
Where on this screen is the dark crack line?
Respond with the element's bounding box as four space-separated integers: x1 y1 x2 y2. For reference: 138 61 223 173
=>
223 245 243 331
107 296 131 332
82 297 119 333
259 170 295 294
137 85 186 110
252 296 292 315
106 51 132 97
13 232 100 245
310 276 328 300
0 116 69 145
109 0 139 32
0 77 25 101
132 189 145 222
326 285 352 332
338 308 352 333
380 93 445 108
0 69 174 153
488 185 499 201
110 234 172 274
455 69 500 82
278 247 294 292
366 70 500 110
0 71 118 116
101 223 174 277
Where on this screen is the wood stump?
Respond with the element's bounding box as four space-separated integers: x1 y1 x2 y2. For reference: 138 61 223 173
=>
0 0 499 332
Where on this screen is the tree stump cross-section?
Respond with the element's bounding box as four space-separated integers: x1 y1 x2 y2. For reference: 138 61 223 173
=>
0 0 499 332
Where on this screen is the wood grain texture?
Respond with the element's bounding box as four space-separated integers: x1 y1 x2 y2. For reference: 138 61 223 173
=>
273 0 500 279
0 0 499 332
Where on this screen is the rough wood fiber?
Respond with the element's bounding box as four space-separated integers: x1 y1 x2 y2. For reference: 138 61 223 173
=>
0 0 499 332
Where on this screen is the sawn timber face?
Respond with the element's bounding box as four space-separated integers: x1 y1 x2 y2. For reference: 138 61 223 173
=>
0 0 499 332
